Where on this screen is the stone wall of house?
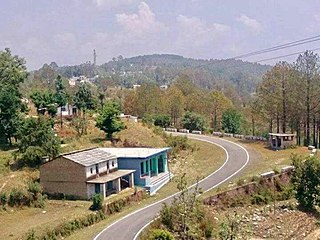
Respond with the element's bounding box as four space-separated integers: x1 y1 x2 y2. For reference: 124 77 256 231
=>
40 157 88 199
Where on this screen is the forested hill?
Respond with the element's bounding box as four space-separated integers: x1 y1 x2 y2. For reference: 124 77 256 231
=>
33 54 271 96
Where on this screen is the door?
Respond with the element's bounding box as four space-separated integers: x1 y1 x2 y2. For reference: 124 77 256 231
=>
158 156 164 173
95 183 100 193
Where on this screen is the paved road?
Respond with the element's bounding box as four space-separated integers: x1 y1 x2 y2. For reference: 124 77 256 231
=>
94 133 250 240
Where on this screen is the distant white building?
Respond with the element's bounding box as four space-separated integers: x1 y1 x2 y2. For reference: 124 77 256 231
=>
57 103 77 116
160 85 168 90
120 113 138 123
133 84 141 90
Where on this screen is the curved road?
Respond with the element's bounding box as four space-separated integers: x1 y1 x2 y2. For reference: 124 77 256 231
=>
94 133 250 240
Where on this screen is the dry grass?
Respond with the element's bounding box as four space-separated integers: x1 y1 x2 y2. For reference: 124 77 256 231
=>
0 200 92 240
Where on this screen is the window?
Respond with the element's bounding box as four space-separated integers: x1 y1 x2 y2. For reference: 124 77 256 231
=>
140 162 144 175
95 164 99 174
61 106 66 111
90 168 93 174
112 161 115 167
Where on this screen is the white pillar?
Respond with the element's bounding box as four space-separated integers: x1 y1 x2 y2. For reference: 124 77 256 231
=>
101 183 106 198
129 173 134 187
116 178 121 193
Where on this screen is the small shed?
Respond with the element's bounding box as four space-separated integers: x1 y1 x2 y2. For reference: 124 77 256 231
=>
269 133 296 150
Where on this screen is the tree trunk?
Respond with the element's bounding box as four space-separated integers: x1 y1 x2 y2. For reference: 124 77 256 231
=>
60 109 63 129
276 114 280 133
282 72 287 133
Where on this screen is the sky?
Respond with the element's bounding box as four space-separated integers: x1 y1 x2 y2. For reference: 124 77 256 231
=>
1 0 320 70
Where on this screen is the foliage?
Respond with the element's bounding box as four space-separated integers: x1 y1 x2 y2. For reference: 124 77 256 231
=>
71 117 87 137
291 155 320 211
73 83 95 113
0 48 28 144
218 213 241 240
0 192 7 209
150 229 175 240
55 75 68 127
8 188 27 207
164 134 190 157
96 101 125 139
23 210 106 240
222 108 242 134
181 111 206 131
156 174 213 239
29 90 56 115
154 114 171 128
16 117 60 167
90 193 103 211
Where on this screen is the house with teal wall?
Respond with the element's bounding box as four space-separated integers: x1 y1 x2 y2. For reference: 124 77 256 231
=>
101 147 171 195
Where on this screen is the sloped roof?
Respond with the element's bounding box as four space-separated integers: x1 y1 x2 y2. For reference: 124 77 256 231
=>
100 147 170 159
62 148 117 167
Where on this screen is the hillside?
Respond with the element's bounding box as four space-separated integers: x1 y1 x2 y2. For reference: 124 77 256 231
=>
31 54 271 97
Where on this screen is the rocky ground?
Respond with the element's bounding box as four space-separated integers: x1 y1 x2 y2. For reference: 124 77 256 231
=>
208 201 320 239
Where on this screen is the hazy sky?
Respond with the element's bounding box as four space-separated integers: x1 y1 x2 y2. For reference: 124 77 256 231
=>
1 0 320 70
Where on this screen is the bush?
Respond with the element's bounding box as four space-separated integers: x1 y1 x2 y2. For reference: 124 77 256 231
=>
18 146 45 168
181 111 206 131
0 192 7 209
251 189 273 205
8 188 27 207
90 193 103 210
160 204 173 230
150 229 175 240
154 114 171 128
292 155 320 210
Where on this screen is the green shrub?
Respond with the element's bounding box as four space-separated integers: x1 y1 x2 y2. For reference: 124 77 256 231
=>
154 114 171 128
160 203 173 230
251 189 273 205
150 229 175 240
8 188 27 207
25 229 37 240
0 192 7 208
90 193 103 210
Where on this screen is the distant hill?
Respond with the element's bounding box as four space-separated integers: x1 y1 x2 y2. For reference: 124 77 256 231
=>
32 54 271 97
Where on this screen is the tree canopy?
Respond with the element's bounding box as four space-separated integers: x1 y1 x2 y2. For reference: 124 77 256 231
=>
96 101 125 139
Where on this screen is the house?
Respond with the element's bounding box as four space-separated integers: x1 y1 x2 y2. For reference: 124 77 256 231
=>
57 103 77 117
40 148 135 199
269 133 296 150
120 113 138 123
100 147 171 195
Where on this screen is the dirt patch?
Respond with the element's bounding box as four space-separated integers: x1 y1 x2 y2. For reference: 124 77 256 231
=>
208 202 319 240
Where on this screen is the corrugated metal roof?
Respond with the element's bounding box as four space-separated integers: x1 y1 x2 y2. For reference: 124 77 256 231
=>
63 148 117 166
100 147 171 159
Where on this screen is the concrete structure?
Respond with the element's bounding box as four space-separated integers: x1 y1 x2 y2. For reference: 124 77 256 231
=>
100 147 171 195
57 103 77 117
40 148 135 199
269 133 296 150
120 113 138 123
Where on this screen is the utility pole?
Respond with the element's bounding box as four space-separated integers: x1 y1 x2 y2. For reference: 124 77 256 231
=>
93 49 97 66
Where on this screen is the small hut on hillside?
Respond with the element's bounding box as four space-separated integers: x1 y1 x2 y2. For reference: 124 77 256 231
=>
269 133 296 150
